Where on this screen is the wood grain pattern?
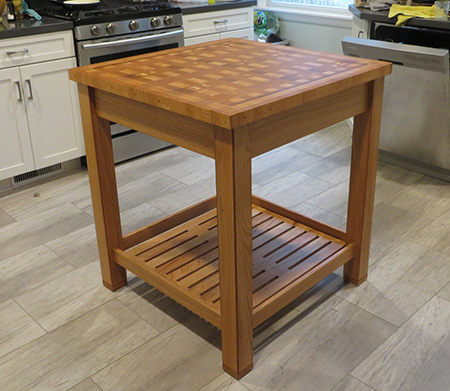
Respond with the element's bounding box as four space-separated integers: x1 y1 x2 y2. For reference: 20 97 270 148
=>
71 39 391 379
77 85 126 290
110 204 350 330
122 196 216 249
252 195 347 241
94 89 215 158
69 39 391 129
213 125 253 378
344 79 385 285
249 84 369 157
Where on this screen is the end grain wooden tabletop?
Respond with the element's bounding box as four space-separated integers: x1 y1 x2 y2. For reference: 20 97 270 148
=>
69 38 391 129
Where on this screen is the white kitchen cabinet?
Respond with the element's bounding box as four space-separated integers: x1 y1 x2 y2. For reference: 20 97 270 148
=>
220 27 254 40
183 7 254 46
185 32 221 46
351 15 370 39
0 31 83 181
0 67 35 179
20 57 83 169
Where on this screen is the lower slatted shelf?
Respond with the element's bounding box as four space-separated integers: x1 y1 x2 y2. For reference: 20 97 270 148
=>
114 204 354 329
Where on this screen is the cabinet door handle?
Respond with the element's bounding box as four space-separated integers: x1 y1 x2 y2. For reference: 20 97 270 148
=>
25 79 33 100
213 19 228 24
6 48 29 56
14 81 23 102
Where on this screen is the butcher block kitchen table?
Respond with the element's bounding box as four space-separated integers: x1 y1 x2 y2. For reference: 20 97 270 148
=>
69 39 392 379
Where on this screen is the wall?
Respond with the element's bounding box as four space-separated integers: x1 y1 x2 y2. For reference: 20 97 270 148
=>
278 16 352 54
257 4 353 54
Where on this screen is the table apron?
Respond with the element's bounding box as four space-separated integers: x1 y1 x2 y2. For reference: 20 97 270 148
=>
249 83 370 158
94 88 216 158
92 83 370 160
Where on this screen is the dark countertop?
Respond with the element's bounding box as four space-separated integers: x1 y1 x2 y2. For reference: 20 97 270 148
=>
172 0 256 15
349 4 450 29
0 0 255 40
0 15 73 39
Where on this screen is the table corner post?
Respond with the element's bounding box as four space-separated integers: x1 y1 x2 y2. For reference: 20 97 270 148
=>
78 84 127 291
344 77 385 286
214 124 254 379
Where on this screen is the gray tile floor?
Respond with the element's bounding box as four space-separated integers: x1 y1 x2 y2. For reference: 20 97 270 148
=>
0 121 449 391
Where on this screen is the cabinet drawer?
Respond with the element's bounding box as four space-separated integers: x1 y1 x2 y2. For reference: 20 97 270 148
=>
183 7 253 38
0 31 75 69
185 33 221 46
221 27 254 41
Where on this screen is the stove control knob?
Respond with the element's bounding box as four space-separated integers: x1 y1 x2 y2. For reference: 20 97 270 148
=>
129 20 140 31
106 23 116 34
90 25 101 36
163 16 173 26
150 17 161 28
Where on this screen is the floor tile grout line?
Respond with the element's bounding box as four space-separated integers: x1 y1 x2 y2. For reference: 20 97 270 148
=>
88 377 105 391
349 374 378 391
1 244 76 306
331 291 400 329
367 229 426 269
87 316 182 383
0 300 50 359
64 377 105 391
438 294 450 304
115 288 168 334
345 292 448 389
0 206 16 223
12 297 48 335
192 374 224 391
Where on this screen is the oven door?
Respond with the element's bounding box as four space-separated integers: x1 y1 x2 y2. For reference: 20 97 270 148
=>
76 27 184 163
77 27 184 66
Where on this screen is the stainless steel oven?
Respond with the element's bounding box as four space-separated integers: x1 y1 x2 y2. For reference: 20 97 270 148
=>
76 22 184 162
34 0 184 163
77 24 183 66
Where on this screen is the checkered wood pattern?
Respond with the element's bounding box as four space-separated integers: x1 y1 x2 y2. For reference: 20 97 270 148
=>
70 39 391 128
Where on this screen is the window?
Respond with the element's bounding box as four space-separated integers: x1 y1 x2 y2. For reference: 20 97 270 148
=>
270 0 352 8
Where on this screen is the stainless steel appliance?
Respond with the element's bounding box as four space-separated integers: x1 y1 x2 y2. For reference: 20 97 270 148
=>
33 0 184 163
342 32 450 182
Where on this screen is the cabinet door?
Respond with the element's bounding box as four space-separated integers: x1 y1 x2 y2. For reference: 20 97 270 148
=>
185 33 221 46
220 27 254 41
0 67 35 180
351 16 370 39
20 57 84 170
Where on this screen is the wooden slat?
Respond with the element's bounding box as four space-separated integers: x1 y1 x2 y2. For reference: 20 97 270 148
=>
94 89 216 157
123 196 217 249
128 210 217 259
253 241 343 308
160 242 219 280
77 85 126 291
114 204 352 334
249 84 369 157
114 248 221 328
253 231 319 276
252 195 347 241
252 245 355 327
344 78 385 285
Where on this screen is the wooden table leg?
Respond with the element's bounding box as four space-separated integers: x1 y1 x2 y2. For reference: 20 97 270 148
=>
78 85 127 291
215 125 253 379
345 78 385 285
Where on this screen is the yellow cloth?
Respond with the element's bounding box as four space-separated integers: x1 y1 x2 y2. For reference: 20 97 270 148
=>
388 4 436 26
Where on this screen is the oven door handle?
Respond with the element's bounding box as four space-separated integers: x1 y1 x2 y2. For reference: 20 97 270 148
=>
81 29 184 50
